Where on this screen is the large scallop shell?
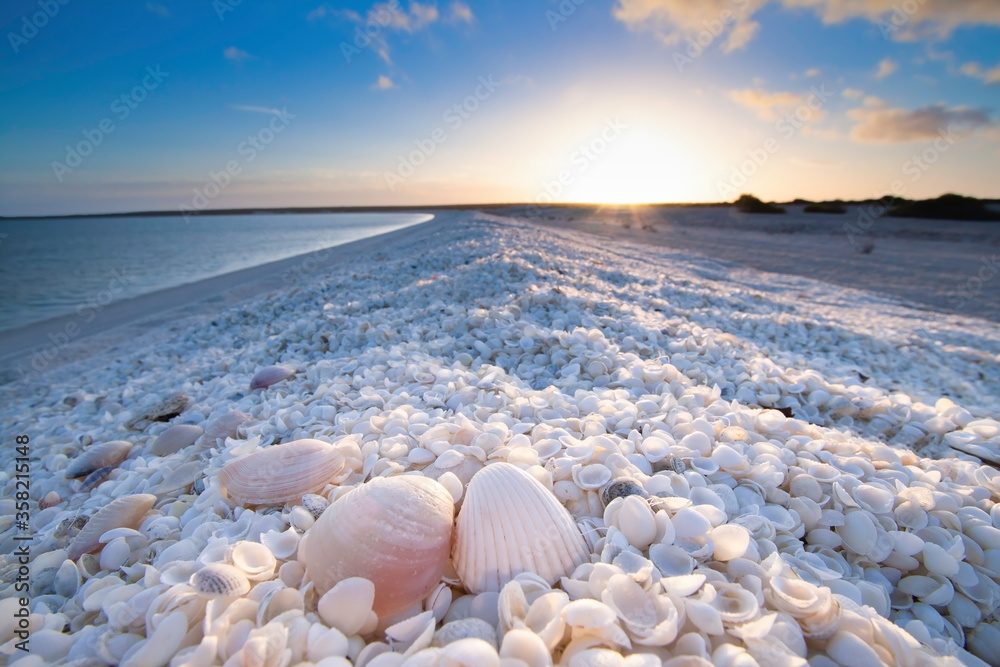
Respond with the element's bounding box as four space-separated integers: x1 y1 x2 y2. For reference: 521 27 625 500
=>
453 462 589 594
65 440 132 478
304 475 454 624
67 494 156 560
217 439 345 506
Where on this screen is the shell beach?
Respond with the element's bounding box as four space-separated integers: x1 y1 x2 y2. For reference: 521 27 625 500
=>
2 211 1000 667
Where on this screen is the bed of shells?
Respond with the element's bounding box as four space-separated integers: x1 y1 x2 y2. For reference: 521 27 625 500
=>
1 211 999 667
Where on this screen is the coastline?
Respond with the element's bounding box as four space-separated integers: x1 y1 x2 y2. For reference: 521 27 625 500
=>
0 212 448 385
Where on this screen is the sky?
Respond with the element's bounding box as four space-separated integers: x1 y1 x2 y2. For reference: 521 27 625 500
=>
0 0 998 216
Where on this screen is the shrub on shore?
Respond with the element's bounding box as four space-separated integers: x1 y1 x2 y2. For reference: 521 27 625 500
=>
885 193 1000 222
735 194 786 214
804 202 847 214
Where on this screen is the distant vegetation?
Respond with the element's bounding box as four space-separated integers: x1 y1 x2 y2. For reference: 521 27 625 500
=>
885 194 1000 222
735 195 786 214
803 202 847 214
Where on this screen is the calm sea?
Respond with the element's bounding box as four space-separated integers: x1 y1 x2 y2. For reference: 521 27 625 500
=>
0 212 433 332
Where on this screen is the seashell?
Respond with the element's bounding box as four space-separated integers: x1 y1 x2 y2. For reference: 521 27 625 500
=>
65 440 132 478
317 577 376 636
67 494 156 560
499 628 550 666
125 392 188 430
54 559 81 598
454 462 589 594
202 410 252 443
80 465 116 492
257 586 303 626
150 424 204 456
99 537 132 571
261 527 301 560
218 439 345 506
837 511 877 555
230 541 277 581
711 525 750 562
251 364 296 390
825 630 883 667
39 491 61 510
306 475 454 624
602 478 650 506
432 618 498 648
190 563 251 596
301 493 330 520
573 463 612 491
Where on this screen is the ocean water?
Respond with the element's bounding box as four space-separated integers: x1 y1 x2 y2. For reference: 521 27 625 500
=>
0 212 433 332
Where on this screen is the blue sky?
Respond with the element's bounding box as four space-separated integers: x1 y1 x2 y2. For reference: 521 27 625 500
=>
1 0 998 215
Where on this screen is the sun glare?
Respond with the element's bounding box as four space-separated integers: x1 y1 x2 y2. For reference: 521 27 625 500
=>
563 128 700 205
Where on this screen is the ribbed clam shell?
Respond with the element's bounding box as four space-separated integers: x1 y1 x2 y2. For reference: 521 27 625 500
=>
305 474 454 624
65 440 132 478
190 563 250 596
217 439 345 506
453 462 589 594
250 364 295 390
67 494 156 560
151 424 204 456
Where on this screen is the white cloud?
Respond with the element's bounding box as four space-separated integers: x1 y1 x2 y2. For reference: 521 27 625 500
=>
224 47 253 61
146 2 170 17
612 0 1000 50
874 57 897 79
848 103 993 143
449 1 474 24
729 87 825 123
372 75 397 90
805 68 821 77
232 105 283 114
306 5 328 21
960 61 1000 84
842 87 864 99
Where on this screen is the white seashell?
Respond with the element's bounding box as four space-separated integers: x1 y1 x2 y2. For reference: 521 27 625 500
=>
606 496 658 551
202 410 252 443
385 610 435 656
99 537 132 571
120 610 187 667
825 630 883 667
432 618 498 648
257 586 304 626
837 511 877 555
68 494 156 560
230 541 277 581
572 463 612 491
710 525 750 561
438 637 500 667
302 493 330 519
39 490 61 510
499 628 550 666
65 440 132 478
306 475 454 625
318 577 376 636
150 424 204 456
54 559 81 597
261 527 301 560
453 462 589 594
218 439 346 506
190 563 251 596
250 364 295 390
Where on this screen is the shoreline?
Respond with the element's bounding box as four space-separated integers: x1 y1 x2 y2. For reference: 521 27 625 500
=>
0 212 449 384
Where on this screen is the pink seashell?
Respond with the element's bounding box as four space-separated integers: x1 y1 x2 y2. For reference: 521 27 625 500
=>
250 364 295 390
65 440 133 478
305 475 454 624
218 439 345 507
67 494 157 560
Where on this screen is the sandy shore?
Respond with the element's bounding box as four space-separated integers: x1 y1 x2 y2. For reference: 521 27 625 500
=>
1 210 999 665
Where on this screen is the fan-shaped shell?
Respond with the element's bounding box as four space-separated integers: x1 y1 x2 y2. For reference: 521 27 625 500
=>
453 462 589 594
65 440 132 478
67 494 156 560
305 474 454 624
190 563 250 596
217 439 345 506
151 424 204 456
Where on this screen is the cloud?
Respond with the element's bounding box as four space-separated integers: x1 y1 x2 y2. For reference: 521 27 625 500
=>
874 57 897 79
372 75 397 90
805 68 821 77
611 0 1000 51
961 61 1000 84
842 87 864 99
224 47 253 61
232 105 283 114
449 1 475 24
146 2 170 17
848 103 994 143
306 5 329 21
729 87 825 122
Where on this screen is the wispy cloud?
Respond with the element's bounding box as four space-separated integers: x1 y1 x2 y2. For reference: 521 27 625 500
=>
960 61 1000 85
805 68 821 77
232 104 283 114
372 75 397 90
849 103 994 143
449 1 474 24
729 87 825 123
842 88 864 99
874 57 897 79
224 46 254 62
146 2 170 17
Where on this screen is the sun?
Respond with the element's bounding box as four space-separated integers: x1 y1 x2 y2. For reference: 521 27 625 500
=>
562 127 700 205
